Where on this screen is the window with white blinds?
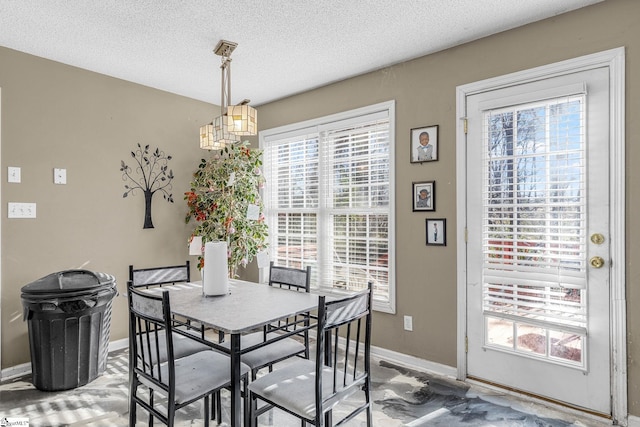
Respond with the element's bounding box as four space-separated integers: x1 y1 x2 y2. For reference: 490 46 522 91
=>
261 101 395 313
482 95 587 365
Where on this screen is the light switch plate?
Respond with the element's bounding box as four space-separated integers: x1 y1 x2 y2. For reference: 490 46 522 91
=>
54 168 67 184
8 167 21 183
403 315 413 331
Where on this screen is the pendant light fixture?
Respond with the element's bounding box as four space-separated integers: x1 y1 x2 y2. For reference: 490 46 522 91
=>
199 40 257 150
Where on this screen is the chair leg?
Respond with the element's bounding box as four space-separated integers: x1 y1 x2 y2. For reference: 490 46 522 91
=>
216 391 222 424
249 390 257 427
324 409 332 427
129 383 138 426
211 393 220 424
210 392 220 424
167 397 175 427
204 395 210 427
148 389 154 427
365 380 372 426
243 377 250 427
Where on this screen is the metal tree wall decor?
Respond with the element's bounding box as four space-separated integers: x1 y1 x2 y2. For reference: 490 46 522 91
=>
120 143 175 229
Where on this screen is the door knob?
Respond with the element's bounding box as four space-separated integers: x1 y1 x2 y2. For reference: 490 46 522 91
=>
591 233 605 245
590 256 605 269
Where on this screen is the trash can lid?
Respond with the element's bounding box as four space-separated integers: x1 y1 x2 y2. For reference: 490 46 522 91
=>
21 270 116 294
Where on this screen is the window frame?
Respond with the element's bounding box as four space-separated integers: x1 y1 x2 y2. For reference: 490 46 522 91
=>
259 100 396 313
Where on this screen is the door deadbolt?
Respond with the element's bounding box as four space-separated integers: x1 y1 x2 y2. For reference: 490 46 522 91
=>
591 233 605 245
590 256 605 269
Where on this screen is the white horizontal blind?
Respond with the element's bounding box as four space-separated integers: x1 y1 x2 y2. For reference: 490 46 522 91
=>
262 104 392 309
263 133 319 277
482 95 587 331
320 116 390 297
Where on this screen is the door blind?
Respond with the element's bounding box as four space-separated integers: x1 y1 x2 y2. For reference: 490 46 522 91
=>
482 95 587 331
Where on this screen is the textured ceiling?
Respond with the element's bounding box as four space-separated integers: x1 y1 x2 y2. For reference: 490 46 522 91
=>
0 0 602 106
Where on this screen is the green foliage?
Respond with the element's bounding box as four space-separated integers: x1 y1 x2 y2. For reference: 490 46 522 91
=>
185 141 268 277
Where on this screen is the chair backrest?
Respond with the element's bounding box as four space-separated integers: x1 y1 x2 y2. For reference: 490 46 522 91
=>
265 262 312 339
128 285 176 393
268 261 311 292
129 261 190 289
315 283 372 422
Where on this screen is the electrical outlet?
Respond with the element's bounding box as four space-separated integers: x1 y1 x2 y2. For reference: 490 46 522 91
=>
403 315 413 331
8 202 37 218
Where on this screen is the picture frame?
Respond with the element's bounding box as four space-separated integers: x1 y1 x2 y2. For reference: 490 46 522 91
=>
410 125 439 163
426 218 446 246
412 181 435 212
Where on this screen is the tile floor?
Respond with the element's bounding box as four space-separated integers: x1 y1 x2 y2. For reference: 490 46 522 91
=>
0 349 613 426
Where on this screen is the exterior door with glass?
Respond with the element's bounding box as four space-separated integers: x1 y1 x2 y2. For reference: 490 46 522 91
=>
465 66 611 414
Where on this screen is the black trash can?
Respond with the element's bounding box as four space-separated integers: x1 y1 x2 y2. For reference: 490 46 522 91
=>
21 270 118 391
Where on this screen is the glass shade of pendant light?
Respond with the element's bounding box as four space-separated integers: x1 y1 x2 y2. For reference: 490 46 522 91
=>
200 123 216 150
212 114 239 146
200 121 238 150
226 101 257 136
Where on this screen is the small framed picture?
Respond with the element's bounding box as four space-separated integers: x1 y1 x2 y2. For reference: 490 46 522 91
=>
426 218 446 246
410 125 438 163
412 181 435 212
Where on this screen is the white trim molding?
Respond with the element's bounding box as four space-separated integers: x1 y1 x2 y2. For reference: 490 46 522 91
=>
1 338 130 382
456 47 626 424
371 345 458 379
628 415 640 427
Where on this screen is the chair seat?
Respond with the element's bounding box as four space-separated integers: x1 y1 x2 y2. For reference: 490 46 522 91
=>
141 350 251 405
138 330 211 364
248 359 361 420
220 332 306 370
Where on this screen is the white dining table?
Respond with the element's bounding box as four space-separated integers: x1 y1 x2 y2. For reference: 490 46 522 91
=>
162 279 321 427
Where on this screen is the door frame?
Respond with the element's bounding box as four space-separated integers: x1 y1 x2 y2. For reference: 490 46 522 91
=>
455 47 626 422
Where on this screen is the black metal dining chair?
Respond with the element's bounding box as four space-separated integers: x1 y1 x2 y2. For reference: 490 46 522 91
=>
247 283 373 426
126 280 210 364
128 286 250 426
221 262 312 381
129 261 208 341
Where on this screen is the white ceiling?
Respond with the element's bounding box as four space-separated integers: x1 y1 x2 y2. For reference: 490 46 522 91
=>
0 0 602 106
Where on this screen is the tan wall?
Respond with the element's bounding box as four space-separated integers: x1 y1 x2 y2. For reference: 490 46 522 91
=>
256 0 640 416
0 46 214 367
2 0 640 417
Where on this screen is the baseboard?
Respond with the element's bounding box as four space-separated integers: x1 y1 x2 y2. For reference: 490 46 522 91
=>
1 361 31 381
1 338 130 382
321 327 458 379
108 337 129 352
370 344 458 379
2 340 458 383
0 345 456 386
